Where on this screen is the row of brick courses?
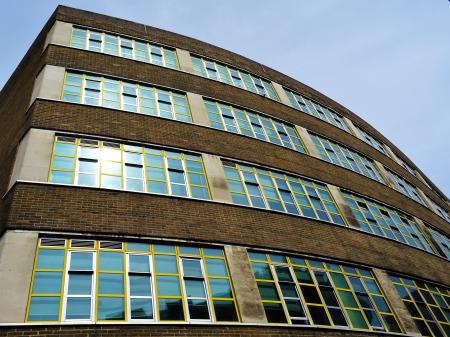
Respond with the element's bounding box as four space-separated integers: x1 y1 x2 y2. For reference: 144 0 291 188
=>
28 99 450 234
40 44 449 213
5 183 450 285
0 324 410 337
53 5 446 200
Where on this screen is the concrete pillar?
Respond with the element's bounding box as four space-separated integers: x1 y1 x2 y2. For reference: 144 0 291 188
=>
327 185 360 229
271 82 291 107
295 126 321 159
384 145 401 164
373 161 395 188
343 117 360 137
202 154 233 203
224 245 267 323
415 171 432 190
187 93 209 127
416 188 434 210
372 269 421 336
8 129 55 191
176 48 195 73
0 230 39 323
43 20 72 52
29 65 65 107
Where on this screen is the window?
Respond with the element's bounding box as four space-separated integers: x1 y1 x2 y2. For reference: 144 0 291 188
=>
27 238 239 323
386 170 425 205
429 199 450 224
222 161 345 225
49 136 210 200
397 157 416 176
389 275 450 337
284 88 350 132
248 251 402 333
191 55 279 101
310 134 386 184
342 191 435 253
70 27 179 70
427 227 450 260
204 99 307 153
354 125 388 155
62 71 192 123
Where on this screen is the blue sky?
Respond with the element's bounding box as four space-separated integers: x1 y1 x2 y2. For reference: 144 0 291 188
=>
1 1 449 197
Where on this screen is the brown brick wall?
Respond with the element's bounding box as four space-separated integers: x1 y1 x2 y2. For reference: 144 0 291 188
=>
40 44 449 212
0 324 408 337
5 183 450 285
52 5 447 201
28 100 449 235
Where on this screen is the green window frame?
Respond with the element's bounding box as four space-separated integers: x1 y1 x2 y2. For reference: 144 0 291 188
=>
191 55 279 101
70 27 179 70
386 169 425 205
249 251 402 333
342 191 435 253
222 161 345 225
389 275 450 337
284 88 350 132
310 133 386 184
62 71 192 123
204 99 306 153
26 238 239 323
48 136 210 200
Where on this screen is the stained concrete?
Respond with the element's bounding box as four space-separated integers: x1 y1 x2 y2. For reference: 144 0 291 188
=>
187 93 209 127
29 65 65 107
202 154 233 203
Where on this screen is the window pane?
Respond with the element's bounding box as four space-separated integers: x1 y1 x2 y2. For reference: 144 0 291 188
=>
99 252 123 271
308 305 331 325
300 285 322 304
28 297 60 321
70 252 93 270
54 143 76 156
347 309 369 329
53 156 75 170
98 273 124 295
101 175 122 189
50 170 73 184
185 279 206 298
66 297 91 320
97 297 125 320
156 276 181 296
188 299 210 320
68 273 92 295
182 259 202 277
210 279 232 298
329 307 348 326
32 272 62 294
155 255 178 273
131 298 153 319
158 298 184 320
263 302 288 323
257 282 279 301
205 259 227 277
36 249 65 269
129 255 150 272
130 275 152 296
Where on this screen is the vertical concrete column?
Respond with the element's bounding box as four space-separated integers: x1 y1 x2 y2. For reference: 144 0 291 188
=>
0 230 39 323
373 161 396 188
372 269 421 336
224 245 267 323
8 129 56 191
271 82 291 106
415 171 432 190
413 217 443 257
384 145 401 164
43 20 73 51
29 65 66 107
416 189 434 210
326 185 360 229
294 126 321 159
202 154 233 204
343 117 360 137
176 48 195 73
186 92 209 127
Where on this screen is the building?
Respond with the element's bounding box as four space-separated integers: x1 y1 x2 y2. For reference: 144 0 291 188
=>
0 5 449 337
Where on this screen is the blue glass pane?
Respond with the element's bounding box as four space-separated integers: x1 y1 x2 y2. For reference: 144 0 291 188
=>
153 244 175 253
99 252 123 271
191 186 209 199
171 184 187 197
66 297 91 319
158 298 184 320
53 157 75 170
203 248 223 257
101 175 122 189
182 259 202 277
36 249 65 269
179 246 200 255
209 279 232 298
155 255 177 273
70 252 93 270
185 279 206 298
130 275 152 296
32 272 62 294
205 259 227 277
97 297 125 320
28 296 60 321
68 273 92 295
156 276 181 296
54 143 76 156
98 273 124 295
129 255 150 272
147 181 167 194
131 298 153 319
50 171 73 184
127 242 151 252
